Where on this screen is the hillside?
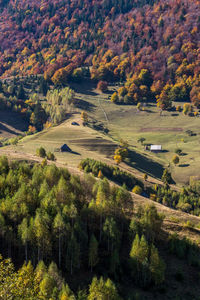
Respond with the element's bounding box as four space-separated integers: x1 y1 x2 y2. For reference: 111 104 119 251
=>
0 154 200 299
0 0 200 298
0 0 199 106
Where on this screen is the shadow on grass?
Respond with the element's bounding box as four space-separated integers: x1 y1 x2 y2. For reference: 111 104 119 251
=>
127 149 165 179
179 164 190 167
71 151 81 156
0 111 28 133
74 98 95 111
0 122 21 136
70 81 98 96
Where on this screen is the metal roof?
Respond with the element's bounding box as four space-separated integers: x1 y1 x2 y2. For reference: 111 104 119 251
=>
150 145 162 151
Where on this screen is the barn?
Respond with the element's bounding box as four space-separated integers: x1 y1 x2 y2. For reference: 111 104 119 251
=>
60 144 72 152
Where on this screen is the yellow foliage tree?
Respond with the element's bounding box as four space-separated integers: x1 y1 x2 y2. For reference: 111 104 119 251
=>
114 154 122 165
81 111 88 123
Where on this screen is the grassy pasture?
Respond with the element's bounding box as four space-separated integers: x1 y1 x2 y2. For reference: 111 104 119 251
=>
1 80 200 186
12 116 117 168
72 82 200 185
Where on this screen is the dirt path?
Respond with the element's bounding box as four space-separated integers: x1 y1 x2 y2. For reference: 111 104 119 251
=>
98 97 109 122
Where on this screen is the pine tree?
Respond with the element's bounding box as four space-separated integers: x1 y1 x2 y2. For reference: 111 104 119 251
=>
88 234 98 272
66 232 80 275
59 284 75 300
39 77 48 96
88 277 120 300
53 213 66 268
56 176 69 204
18 218 30 263
149 244 165 285
17 84 25 99
39 273 56 299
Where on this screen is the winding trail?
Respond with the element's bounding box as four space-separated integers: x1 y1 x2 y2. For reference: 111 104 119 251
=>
98 97 109 122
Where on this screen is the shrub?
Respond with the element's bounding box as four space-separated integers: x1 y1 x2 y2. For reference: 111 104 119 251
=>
97 81 108 92
111 92 119 103
172 155 179 165
175 148 182 155
47 152 56 161
36 147 46 158
132 185 143 195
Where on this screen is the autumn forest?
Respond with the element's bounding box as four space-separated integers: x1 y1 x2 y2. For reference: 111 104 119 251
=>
0 0 200 299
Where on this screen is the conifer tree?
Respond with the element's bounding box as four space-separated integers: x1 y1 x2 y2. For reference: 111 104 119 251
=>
66 232 80 275
53 213 66 268
18 217 30 263
149 244 165 285
88 234 98 272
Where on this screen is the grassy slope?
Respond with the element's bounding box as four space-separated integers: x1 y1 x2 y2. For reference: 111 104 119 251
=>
72 82 200 185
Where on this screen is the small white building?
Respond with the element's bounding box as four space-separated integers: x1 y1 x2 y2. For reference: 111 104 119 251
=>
150 145 162 152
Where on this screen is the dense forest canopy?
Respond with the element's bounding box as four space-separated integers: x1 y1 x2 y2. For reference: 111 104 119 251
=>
0 0 199 105
0 156 200 298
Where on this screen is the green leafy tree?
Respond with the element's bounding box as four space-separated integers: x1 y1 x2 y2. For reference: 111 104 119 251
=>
161 169 172 184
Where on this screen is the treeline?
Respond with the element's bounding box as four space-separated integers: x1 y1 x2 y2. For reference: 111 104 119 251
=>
0 77 75 134
151 181 200 216
80 158 200 217
0 256 121 299
79 158 144 191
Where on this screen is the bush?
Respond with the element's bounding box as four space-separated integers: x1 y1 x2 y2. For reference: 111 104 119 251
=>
175 148 182 155
47 152 56 161
36 147 46 158
172 155 179 165
97 81 108 92
132 185 143 195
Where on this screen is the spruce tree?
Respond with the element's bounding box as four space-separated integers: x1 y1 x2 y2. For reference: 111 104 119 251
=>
149 244 165 285
88 234 98 272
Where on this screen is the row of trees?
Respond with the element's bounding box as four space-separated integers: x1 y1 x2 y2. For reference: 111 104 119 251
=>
79 158 143 191
0 255 121 299
0 77 76 133
150 180 200 216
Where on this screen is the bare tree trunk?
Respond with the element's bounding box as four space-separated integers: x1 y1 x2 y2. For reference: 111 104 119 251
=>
25 241 28 263
59 232 61 268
